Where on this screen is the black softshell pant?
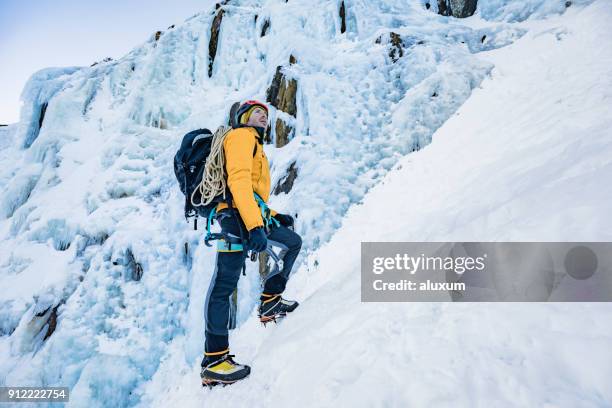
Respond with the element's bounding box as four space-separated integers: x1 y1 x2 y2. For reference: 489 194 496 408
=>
204 211 302 354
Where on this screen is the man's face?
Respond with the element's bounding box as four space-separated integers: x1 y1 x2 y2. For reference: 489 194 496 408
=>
246 107 268 128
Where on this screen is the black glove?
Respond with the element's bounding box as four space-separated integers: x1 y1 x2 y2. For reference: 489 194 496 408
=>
248 227 268 252
274 213 294 228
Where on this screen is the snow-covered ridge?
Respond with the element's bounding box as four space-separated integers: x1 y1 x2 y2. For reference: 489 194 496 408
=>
0 0 602 406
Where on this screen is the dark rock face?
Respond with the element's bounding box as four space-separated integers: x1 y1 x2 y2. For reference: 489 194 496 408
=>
112 248 143 281
275 118 293 148
264 124 272 144
274 120 293 148
154 31 162 41
90 57 113 67
389 32 404 62
278 78 298 117
34 304 60 341
339 1 347 33
375 32 405 63
266 68 281 112
125 248 143 281
38 102 48 130
23 99 48 147
261 19 270 37
273 161 298 195
437 0 478 18
267 66 297 117
43 306 59 340
437 0 451 16
266 68 282 109
449 0 478 18
266 61 298 146
208 8 225 77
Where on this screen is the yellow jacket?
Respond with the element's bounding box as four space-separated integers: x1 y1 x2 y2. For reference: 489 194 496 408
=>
216 127 276 230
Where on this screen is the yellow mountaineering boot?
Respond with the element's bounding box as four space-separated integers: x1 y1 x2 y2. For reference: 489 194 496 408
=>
200 353 251 387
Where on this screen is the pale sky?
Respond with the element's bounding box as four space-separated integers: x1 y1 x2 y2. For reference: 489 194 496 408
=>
0 0 216 124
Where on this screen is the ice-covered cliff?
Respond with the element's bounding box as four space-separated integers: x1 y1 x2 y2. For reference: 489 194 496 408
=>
1 0 608 406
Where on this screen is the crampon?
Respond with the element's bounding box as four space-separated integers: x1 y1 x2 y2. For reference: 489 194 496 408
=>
258 295 298 326
258 311 287 326
202 378 240 388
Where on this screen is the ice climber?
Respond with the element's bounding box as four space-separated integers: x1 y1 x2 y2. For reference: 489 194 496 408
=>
200 100 303 386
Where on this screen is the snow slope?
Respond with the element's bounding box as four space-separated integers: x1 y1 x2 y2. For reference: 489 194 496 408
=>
143 1 612 407
1 0 610 407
